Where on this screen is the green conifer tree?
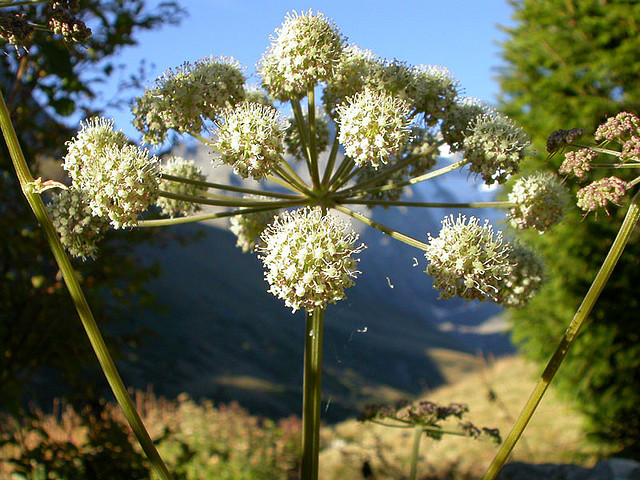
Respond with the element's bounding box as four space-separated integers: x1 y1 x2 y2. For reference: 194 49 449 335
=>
498 0 640 455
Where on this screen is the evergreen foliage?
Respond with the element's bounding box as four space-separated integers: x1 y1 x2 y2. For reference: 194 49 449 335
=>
498 0 640 454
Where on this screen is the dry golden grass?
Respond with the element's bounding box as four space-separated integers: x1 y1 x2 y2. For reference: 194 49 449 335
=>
319 355 613 480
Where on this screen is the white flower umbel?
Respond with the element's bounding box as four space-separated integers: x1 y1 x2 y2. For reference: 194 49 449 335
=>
323 44 379 117
337 87 412 168
424 214 513 302
508 173 569 233
63 118 160 228
440 97 490 152
133 56 246 145
63 117 128 180
496 241 545 308
411 65 459 126
214 102 287 180
463 112 529 185
47 187 109 260
258 10 345 100
230 207 277 253
156 157 206 217
259 207 365 313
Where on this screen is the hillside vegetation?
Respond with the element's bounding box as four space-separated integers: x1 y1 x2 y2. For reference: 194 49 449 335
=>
1 355 610 479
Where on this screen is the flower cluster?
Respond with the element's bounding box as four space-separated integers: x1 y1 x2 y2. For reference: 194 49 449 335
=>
133 56 246 145
156 157 206 217
576 176 630 213
360 400 500 444
214 102 287 179
496 242 545 309
463 112 529 185
440 97 489 152
258 207 364 312
337 88 412 168
63 118 160 228
508 173 569 232
48 0 91 43
230 206 277 253
620 136 640 164
546 128 585 153
424 215 513 302
558 148 597 180
594 111 640 143
322 45 379 117
0 10 34 49
411 65 459 126
47 188 109 260
258 10 344 100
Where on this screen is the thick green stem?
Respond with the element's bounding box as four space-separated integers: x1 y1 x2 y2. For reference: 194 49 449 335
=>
482 190 640 480
0 88 173 480
333 205 429 251
408 425 423 480
279 159 311 192
301 308 324 480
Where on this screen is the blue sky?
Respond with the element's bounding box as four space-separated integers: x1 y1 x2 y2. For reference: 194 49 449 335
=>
101 1 515 140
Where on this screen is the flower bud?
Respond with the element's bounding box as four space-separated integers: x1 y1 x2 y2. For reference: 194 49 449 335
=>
230 206 277 253
595 112 640 143
411 65 459 126
558 148 597 180
496 241 545 308
576 176 629 213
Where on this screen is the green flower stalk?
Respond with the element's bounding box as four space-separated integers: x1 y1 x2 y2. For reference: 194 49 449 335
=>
0 87 174 480
157 157 207 217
